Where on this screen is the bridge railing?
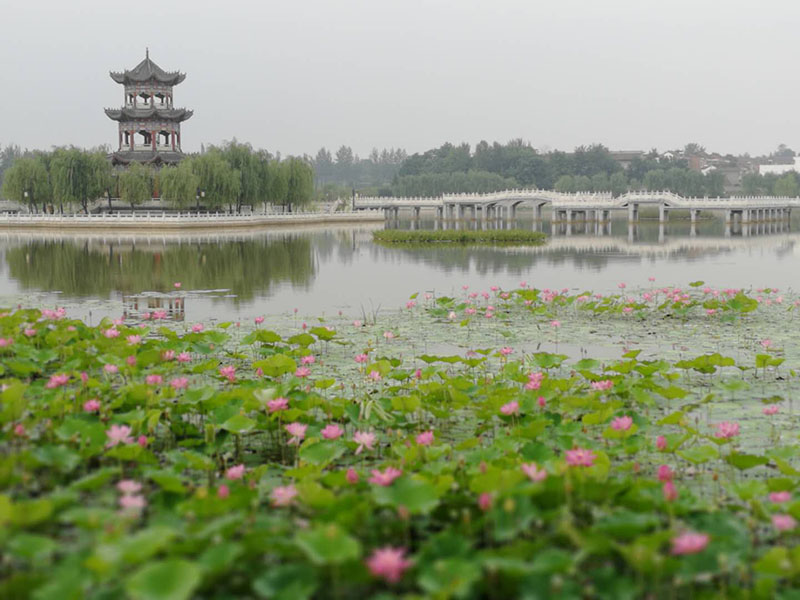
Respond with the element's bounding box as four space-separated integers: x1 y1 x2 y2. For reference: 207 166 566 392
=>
0 210 383 223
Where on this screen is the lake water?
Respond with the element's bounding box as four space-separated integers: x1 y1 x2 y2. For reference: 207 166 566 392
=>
1 214 799 324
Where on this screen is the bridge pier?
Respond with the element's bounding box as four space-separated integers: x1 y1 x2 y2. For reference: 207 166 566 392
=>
412 206 420 220
628 203 639 223
658 204 669 224
658 223 666 244
533 203 544 222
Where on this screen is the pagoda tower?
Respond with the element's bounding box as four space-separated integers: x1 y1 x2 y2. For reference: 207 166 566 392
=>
105 50 193 165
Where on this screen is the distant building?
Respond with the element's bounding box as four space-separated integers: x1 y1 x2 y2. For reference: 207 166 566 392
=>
105 50 193 166
609 151 644 170
759 157 800 176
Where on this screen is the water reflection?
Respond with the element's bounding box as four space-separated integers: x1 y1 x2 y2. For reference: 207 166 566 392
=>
4 234 315 301
1 218 800 321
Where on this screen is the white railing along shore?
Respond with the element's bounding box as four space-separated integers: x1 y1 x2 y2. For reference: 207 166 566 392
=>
0 210 384 225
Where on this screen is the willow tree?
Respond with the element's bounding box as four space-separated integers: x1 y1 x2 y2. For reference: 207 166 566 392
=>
267 160 288 210
220 141 261 213
285 157 314 212
89 151 114 210
1 156 51 213
118 163 153 209
191 151 240 212
160 160 199 210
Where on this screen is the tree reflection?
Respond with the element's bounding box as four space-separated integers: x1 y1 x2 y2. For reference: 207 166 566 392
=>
6 235 315 301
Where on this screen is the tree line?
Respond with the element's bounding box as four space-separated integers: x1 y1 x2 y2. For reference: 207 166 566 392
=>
387 141 727 197
0 141 314 213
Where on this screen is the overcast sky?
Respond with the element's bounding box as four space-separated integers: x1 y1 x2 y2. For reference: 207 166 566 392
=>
2 0 799 158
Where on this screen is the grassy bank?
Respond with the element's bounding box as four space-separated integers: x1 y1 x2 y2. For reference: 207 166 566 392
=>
373 228 547 245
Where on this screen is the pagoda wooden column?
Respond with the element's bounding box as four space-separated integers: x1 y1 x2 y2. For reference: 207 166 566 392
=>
171 131 176 151
130 130 135 150
118 130 122 149
151 130 156 151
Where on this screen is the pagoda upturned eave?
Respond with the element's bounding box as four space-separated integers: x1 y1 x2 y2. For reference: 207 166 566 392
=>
109 54 186 86
104 107 193 122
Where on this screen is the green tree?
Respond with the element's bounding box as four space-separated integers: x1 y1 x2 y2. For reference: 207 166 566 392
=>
773 173 799 197
118 162 153 209
554 175 575 193
89 151 114 210
285 157 315 212
220 140 260 212
160 160 200 210
609 172 628 196
1 156 50 212
192 151 239 211
268 160 289 209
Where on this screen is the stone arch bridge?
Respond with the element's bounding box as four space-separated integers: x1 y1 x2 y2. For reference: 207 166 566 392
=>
354 190 799 225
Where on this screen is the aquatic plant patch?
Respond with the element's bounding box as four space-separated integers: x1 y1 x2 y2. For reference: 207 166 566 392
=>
2 281 800 598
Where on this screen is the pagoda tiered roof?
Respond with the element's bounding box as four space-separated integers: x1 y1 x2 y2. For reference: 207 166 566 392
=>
110 53 186 86
110 150 185 166
104 107 194 122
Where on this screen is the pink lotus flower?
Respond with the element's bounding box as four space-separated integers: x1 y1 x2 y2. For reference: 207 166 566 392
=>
127 355 137 366
117 480 142 494
137 435 148 447
177 352 191 363
550 320 561 328
170 377 189 390
478 492 493 511
760 339 773 349
591 380 614 391
225 464 246 480
83 399 101 412
300 355 316 365
416 430 434 446
161 350 175 361
500 400 519 416
611 416 633 431
521 462 547 482
353 320 363 328
369 467 403 486
219 365 236 382
127 335 141 345
321 423 344 440
537 396 546 408
295 366 311 378
13 424 25 436
46 373 69 389
24 328 36 337
499 347 513 356
105 424 133 448
119 494 146 511
354 431 376 454
773 514 797 532
618 282 626 289
763 405 779 415
368 370 382 381
448 311 457 320
191 323 204 333
525 372 544 390
671 532 709 555
383 331 395 340
366 546 412 583
271 484 298 507
174 282 181 289
565 448 596 467
714 421 740 439
104 364 119 374
285 422 307 445
656 435 667 451
355 353 369 363
657 465 673 482
217 484 230 499
104 328 120 338
406 300 417 309
145 374 163 386
80 372 88 384
662 481 678 502
770 491 791 503
152 310 167 320
267 397 289 413
346 467 359 484
255 316 265 325
0 337 13 347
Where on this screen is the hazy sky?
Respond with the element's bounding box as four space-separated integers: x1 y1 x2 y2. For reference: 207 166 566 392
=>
2 0 799 157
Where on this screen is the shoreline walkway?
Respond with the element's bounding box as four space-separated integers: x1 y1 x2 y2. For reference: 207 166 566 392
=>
0 210 384 231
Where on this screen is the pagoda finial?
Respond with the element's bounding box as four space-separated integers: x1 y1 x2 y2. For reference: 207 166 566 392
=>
146 47 149 59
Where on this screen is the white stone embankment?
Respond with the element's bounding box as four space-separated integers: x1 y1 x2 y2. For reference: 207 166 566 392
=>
0 210 384 232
